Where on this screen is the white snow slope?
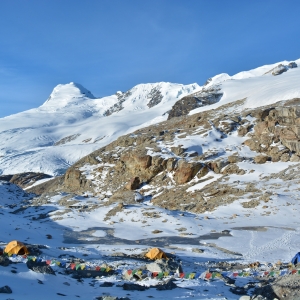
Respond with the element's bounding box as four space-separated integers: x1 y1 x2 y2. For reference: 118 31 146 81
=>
0 59 300 176
0 82 199 175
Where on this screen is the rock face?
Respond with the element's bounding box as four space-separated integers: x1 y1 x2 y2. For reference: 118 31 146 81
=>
29 97 300 215
272 64 288 76
0 172 52 189
64 168 89 191
168 86 223 119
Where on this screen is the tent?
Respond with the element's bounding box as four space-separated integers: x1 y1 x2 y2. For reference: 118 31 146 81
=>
145 248 168 260
291 252 300 265
4 240 29 255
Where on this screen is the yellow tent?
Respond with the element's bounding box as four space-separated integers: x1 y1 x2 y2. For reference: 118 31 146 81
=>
4 240 29 255
145 248 168 260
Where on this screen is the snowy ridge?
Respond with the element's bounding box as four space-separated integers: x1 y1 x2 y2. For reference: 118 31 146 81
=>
0 81 199 175
0 58 299 176
191 58 300 114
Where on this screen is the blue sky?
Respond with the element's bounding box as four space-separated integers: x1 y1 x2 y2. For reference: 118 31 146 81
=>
0 0 300 117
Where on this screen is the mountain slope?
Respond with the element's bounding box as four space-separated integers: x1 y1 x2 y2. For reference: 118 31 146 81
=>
0 82 199 175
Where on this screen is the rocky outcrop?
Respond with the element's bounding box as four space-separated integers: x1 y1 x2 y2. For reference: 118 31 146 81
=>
64 168 89 192
0 172 52 189
272 64 288 76
168 86 223 119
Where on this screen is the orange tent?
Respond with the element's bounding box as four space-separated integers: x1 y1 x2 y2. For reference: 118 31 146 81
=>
4 240 29 255
145 248 168 260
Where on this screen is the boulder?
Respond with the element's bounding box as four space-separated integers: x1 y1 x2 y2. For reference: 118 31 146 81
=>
272 64 288 76
197 165 209 178
280 153 290 162
222 164 241 175
171 145 186 156
64 168 88 191
271 273 300 300
254 155 268 164
208 159 229 174
228 155 243 163
0 256 10 267
26 260 55 275
174 160 202 184
238 125 250 136
288 62 297 68
125 177 140 190
290 154 300 162
156 278 178 290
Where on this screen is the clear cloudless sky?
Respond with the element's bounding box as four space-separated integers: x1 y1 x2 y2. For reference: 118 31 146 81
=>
0 0 300 117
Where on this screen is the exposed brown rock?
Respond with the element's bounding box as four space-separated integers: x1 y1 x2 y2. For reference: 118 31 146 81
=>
125 177 140 190
174 160 202 184
254 155 268 164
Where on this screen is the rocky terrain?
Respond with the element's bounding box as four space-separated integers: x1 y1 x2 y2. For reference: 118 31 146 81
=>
2 60 300 300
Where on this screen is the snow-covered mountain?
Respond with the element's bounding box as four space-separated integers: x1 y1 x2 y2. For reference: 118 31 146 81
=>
0 59 300 176
0 81 199 175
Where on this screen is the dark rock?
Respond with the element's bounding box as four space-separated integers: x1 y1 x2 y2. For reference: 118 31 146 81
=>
0 256 10 267
168 89 223 119
0 285 12 294
7 172 52 189
122 283 149 291
26 260 55 275
272 64 288 76
156 278 178 290
125 177 140 190
288 62 297 68
99 282 114 287
68 269 114 278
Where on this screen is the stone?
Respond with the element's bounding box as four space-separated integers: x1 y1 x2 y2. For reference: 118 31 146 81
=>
222 163 241 175
122 283 149 291
174 160 202 184
0 172 52 189
99 282 114 287
290 154 300 162
272 64 288 76
238 125 250 137
228 155 243 163
26 260 56 275
288 62 297 68
0 256 10 267
280 153 290 162
0 285 12 294
254 155 268 164
197 165 209 178
171 145 186 156
271 273 300 300
125 177 140 190
156 278 178 290
64 168 88 191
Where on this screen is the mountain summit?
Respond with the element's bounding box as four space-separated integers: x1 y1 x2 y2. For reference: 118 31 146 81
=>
42 82 96 108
